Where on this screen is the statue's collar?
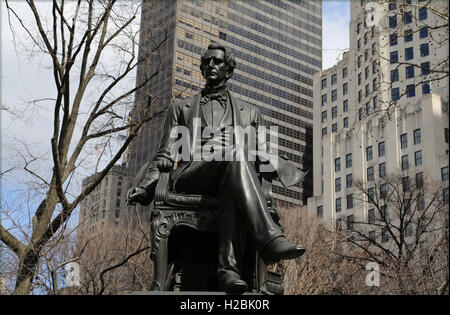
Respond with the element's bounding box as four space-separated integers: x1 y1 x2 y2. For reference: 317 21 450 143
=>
201 84 228 98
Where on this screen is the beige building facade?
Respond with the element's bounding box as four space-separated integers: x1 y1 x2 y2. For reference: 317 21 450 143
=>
308 1 449 228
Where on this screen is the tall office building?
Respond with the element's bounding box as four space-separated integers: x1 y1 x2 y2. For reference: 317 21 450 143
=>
129 0 322 206
308 1 449 228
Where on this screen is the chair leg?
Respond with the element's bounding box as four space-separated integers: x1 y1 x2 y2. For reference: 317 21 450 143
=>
151 237 168 291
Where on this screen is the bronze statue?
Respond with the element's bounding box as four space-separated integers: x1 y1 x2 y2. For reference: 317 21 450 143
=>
127 43 306 294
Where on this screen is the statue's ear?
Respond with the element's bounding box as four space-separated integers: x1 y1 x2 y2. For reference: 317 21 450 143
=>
226 70 233 80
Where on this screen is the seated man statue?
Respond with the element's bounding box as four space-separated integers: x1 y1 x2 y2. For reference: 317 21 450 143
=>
127 42 306 294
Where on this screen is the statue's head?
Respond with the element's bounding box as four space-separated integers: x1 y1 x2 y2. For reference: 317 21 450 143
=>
200 42 236 86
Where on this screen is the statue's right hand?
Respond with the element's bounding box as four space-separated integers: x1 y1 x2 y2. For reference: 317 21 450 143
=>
126 187 149 206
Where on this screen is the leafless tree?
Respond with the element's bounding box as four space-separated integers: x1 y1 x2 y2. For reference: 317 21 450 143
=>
1 0 166 295
336 174 449 294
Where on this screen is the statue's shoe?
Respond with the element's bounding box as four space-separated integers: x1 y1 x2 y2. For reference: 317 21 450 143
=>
260 236 306 265
218 274 248 295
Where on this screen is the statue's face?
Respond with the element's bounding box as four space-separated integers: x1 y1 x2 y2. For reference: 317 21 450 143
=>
201 49 229 85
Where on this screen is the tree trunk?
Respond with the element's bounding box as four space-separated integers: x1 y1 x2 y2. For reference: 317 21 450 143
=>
14 248 41 295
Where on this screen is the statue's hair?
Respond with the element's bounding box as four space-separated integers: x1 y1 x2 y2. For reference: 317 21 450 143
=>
200 42 236 74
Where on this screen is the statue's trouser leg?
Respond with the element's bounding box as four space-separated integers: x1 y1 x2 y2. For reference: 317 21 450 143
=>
173 160 282 251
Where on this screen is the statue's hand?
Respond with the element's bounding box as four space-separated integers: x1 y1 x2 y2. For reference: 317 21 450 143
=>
126 187 149 206
156 159 173 172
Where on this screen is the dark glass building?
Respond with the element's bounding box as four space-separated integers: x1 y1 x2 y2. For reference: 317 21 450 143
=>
129 0 322 206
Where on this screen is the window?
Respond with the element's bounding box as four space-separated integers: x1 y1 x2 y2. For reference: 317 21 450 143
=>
417 193 425 211
369 230 376 241
419 7 427 20
442 166 449 181
358 55 362 68
389 33 397 46
405 47 414 60
422 82 430 95
404 11 412 24
335 158 341 172
380 183 388 198
365 84 370 96
404 29 413 42
365 50 369 62
420 43 429 57
336 198 342 213
389 16 397 28
373 96 378 110
379 162 386 178
343 67 348 78
403 176 410 192
357 38 361 50
343 100 348 112
444 188 449 204
335 177 341 192
382 228 389 243
368 187 375 203
357 22 362 34
367 167 374 181
364 32 368 45
358 90 363 103
346 154 352 168
317 206 323 218
372 78 377 92
416 172 424 189
372 61 377 74
381 205 388 220
336 218 342 230
332 123 338 133
390 51 398 63
331 74 337 85
420 27 428 38
347 215 354 230
322 78 327 89
322 94 327 106
366 146 373 161
332 90 337 102
406 222 413 237
322 127 327 137
379 142 385 157
347 195 354 210
415 151 423 166
358 73 362 85
446 128 450 144
414 129 421 145
343 117 349 129
391 69 399 82
372 43 376 55
406 84 416 98
406 66 414 79
401 134 408 149
365 67 370 80
322 111 327 123
388 3 397 10
366 102 371 116
346 174 353 189
402 155 409 170
343 83 348 95
421 62 430 75
368 209 375 224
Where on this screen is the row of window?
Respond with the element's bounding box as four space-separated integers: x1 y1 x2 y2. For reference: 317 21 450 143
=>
391 62 430 83
321 84 348 106
391 82 430 100
389 8 428 29
321 68 348 90
390 27 429 47
390 43 429 64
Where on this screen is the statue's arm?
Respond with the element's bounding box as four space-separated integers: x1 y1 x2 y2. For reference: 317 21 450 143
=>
127 102 180 205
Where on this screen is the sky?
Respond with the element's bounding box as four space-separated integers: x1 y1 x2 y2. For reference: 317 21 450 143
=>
0 1 350 232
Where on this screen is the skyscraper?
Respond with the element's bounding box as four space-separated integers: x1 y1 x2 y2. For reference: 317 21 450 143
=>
308 1 449 228
129 0 322 206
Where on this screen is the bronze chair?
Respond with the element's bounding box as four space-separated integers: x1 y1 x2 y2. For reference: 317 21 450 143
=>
148 161 284 294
